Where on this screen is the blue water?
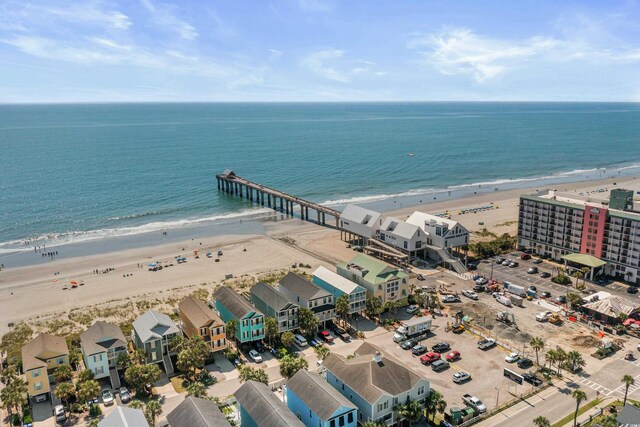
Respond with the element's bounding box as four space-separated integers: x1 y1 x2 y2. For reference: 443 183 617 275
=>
1 102 639 262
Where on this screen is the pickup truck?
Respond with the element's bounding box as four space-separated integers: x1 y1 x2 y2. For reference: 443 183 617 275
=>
462 394 487 413
333 327 351 341
477 338 496 350
441 294 461 303
317 330 334 343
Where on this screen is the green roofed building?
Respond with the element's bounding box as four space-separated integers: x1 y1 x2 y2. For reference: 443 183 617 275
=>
336 254 410 306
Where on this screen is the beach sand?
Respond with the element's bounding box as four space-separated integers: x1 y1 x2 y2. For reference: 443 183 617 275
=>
0 175 637 335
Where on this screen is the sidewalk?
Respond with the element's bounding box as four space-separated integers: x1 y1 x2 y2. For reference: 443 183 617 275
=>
560 397 616 427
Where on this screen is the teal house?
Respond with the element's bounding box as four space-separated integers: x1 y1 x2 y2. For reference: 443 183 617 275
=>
214 286 265 344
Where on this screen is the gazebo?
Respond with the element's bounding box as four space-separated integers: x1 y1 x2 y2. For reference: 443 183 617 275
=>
561 253 607 281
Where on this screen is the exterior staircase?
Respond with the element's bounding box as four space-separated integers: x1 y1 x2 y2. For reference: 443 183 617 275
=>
109 368 121 389
432 246 468 274
163 355 174 376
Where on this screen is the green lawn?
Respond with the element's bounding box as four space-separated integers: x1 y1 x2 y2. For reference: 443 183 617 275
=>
169 376 188 394
551 399 602 427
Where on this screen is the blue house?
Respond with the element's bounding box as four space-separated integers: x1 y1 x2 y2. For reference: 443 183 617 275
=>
234 380 304 427
287 369 357 427
214 286 265 344
323 342 430 425
312 266 366 315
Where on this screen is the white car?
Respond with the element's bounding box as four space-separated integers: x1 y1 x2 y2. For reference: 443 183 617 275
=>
452 371 471 383
406 305 419 314
462 290 479 300
536 311 553 322
101 389 114 406
505 352 520 363
249 349 263 363
442 295 460 303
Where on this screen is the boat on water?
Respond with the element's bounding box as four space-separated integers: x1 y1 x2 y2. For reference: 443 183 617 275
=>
407 153 414 157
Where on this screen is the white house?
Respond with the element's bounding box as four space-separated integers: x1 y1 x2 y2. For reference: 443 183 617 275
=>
406 212 469 250
378 217 424 253
80 322 127 388
339 204 384 244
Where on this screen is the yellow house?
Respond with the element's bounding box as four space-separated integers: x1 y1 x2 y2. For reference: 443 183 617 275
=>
21 333 69 400
178 297 227 353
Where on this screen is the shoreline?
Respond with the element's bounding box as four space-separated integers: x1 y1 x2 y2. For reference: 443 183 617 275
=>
0 175 637 335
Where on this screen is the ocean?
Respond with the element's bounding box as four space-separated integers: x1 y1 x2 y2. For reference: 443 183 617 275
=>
1 102 640 266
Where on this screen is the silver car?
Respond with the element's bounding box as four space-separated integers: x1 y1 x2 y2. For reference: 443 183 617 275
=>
452 371 471 383
101 389 115 406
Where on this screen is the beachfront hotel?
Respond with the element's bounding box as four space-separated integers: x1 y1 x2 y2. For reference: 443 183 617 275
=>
518 188 640 284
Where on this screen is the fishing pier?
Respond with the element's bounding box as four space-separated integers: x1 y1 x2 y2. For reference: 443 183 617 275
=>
215 169 409 266
216 169 341 227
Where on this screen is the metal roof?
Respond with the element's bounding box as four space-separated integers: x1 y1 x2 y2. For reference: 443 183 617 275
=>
313 266 365 295
279 272 330 302
166 396 230 427
337 254 408 285
287 370 356 421
561 253 607 268
234 381 304 427
340 204 382 227
80 321 127 357
381 217 421 240
98 407 149 427
132 311 179 343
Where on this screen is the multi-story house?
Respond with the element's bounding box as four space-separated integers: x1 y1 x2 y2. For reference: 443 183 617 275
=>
213 286 265 344
80 321 127 388
167 396 231 427
312 266 366 315
518 189 640 284
336 254 410 306
379 217 424 254
287 369 358 427
97 407 149 427
278 272 335 327
21 333 69 401
250 282 299 333
132 310 180 375
339 204 384 245
323 342 430 426
235 380 304 427
178 296 227 353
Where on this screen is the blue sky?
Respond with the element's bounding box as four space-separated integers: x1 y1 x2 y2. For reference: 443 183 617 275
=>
0 0 639 102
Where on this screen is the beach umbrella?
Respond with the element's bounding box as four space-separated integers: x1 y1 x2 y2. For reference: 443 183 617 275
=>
148 263 157 267
70 281 78 285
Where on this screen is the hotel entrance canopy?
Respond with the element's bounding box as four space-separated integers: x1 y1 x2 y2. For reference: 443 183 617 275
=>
561 253 606 269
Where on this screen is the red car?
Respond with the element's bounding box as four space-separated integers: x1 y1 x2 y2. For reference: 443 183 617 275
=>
446 351 461 362
318 330 334 343
420 352 441 365
520 253 531 260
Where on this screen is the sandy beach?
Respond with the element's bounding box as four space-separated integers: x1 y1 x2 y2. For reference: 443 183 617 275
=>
0 175 637 336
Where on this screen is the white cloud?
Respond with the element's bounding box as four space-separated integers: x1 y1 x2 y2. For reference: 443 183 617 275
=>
268 49 283 61
25 3 131 30
302 49 350 82
139 0 198 41
296 0 332 13
409 28 557 83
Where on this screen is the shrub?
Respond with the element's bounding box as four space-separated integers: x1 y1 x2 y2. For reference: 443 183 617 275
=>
89 404 102 417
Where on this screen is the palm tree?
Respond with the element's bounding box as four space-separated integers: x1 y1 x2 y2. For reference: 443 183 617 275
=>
555 348 568 375
77 379 101 407
572 389 587 427
397 399 423 426
362 422 385 427
129 400 145 410
545 349 558 371
622 374 635 406
425 390 445 422
533 416 550 427
566 351 585 373
336 295 350 327
145 400 162 426
54 364 73 383
226 319 238 347
55 382 76 414
530 337 545 366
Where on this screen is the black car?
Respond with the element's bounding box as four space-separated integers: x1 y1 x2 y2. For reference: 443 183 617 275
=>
554 295 567 304
432 342 451 353
333 327 351 341
540 272 551 278
540 291 552 299
253 341 265 353
495 257 505 264
522 373 543 386
401 339 418 350
628 286 639 294
517 358 533 369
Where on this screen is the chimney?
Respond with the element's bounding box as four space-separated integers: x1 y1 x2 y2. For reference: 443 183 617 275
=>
373 351 382 364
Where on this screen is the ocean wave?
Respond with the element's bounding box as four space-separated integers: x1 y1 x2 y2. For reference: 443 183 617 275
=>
0 208 272 251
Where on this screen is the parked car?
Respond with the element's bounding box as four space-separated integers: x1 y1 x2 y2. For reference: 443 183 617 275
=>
523 373 543 386
406 304 420 314
431 359 450 372
412 345 427 355
462 290 479 300
432 342 451 353
628 287 639 294
477 338 496 350
53 405 66 424
462 394 487 413
453 371 471 384
101 389 115 406
119 387 131 404
517 358 533 369
420 352 441 365
452 324 465 334
333 327 351 341
441 295 461 303
253 341 266 353
540 272 551 278
446 350 461 362
401 339 418 350
505 352 520 363
528 285 537 292
532 258 543 264
520 253 531 260
495 257 506 264
249 349 263 363
318 330 334 343
508 261 519 268
540 291 552 299
527 267 539 274
554 295 567 304
501 260 510 266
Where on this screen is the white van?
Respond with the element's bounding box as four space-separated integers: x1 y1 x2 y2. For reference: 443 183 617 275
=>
294 334 308 347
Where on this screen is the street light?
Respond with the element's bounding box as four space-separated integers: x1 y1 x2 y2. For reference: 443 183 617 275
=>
495 386 500 409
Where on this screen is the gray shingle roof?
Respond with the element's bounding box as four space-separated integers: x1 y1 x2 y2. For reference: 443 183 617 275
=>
287 370 356 421
80 321 127 356
98 407 149 427
166 396 230 427
21 333 68 372
132 311 179 344
214 286 262 320
234 381 304 427
251 282 296 311
618 403 640 425
179 297 224 329
381 217 420 240
323 342 424 404
340 205 382 227
279 272 330 302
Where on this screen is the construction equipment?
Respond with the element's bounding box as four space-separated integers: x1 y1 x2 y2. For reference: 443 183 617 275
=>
548 313 563 325
496 311 515 325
